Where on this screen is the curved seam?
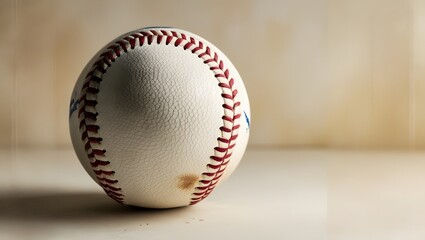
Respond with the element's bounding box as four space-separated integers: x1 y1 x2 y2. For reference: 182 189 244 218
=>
78 29 241 205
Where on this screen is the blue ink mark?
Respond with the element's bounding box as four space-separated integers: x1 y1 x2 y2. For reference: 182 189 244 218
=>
69 92 80 118
243 111 250 129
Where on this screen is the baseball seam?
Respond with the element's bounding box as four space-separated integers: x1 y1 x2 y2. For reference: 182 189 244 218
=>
78 29 241 205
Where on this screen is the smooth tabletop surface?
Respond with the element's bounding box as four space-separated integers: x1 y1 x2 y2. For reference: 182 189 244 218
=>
1 149 425 240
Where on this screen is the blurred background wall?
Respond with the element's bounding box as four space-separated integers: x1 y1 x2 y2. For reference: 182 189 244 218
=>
1 0 425 150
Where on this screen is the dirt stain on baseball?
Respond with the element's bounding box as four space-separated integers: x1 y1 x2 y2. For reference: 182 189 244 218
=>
177 174 200 190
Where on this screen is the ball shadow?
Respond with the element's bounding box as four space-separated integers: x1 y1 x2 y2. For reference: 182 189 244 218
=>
0 191 188 223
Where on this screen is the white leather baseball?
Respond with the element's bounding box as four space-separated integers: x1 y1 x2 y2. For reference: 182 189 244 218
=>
69 27 250 208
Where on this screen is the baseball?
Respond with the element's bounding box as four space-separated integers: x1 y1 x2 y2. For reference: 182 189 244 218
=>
69 27 250 208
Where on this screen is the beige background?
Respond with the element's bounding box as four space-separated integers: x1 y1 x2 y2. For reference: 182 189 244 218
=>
2 2 425 239
2 0 425 149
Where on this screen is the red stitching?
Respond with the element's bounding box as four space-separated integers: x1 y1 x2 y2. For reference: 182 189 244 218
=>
217 137 230 144
78 29 241 205
219 126 232 133
90 159 110 167
79 45 125 203
99 182 122 191
93 169 115 175
97 177 118 184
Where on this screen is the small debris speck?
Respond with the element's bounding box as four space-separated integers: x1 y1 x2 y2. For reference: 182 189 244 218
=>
199 219 204 222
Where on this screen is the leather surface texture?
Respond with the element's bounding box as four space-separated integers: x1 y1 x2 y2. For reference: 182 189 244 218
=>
69 27 250 208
